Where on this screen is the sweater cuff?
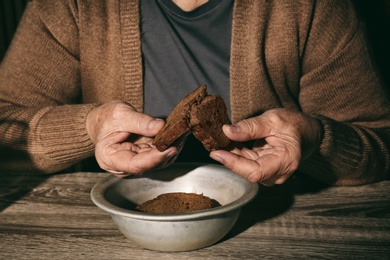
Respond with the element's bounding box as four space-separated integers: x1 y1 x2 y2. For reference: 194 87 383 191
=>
299 114 364 185
29 104 98 172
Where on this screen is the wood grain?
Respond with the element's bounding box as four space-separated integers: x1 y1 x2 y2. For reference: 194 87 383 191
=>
1 171 389 259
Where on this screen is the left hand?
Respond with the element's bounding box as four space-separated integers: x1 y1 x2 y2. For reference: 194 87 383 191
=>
210 108 323 186
86 100 178 177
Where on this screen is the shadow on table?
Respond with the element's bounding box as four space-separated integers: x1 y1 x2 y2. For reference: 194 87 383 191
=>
0 172 50 212
0 157 103 212
223 172 330 241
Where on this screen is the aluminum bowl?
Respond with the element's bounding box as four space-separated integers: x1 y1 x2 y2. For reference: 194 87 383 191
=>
90 163 259 252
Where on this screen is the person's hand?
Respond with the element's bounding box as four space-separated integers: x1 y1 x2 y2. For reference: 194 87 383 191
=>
86 100 178 177
210 108 323 186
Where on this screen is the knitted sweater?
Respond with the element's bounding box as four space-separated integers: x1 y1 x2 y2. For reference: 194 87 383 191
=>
0 0 389 185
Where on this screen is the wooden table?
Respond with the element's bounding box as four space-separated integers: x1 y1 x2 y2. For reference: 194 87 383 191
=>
1 169 389 259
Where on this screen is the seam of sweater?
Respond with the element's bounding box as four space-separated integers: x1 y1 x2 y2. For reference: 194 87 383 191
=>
119 0 144 112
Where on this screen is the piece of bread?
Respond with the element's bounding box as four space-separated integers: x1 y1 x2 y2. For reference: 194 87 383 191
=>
136 192 213 214
152 85 207 152
153 85 230 152
190 95 231 151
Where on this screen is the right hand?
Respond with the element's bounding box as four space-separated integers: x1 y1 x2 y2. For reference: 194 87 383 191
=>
86 100 178 177
210 108 322 186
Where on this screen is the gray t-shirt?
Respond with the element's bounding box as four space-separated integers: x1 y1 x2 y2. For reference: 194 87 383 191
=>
141 0 233 118
140 0 233 163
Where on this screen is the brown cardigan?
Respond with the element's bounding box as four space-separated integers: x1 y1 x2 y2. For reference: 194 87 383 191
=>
0 0 389 185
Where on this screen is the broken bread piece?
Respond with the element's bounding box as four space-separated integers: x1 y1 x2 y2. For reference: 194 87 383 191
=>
153 85 230 152
190 95 231 151
153 85 207 151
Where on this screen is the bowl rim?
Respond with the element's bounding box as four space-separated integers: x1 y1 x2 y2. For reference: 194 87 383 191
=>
90 163 259 221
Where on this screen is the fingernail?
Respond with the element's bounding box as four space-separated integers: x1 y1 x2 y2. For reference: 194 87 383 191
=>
228 124 240 133
210 153 224 163
162 147 177 157
149 119 163 130
167 150 177 157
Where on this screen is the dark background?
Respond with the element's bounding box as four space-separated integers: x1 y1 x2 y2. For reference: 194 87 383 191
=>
0 0 27 61
0 0 389 93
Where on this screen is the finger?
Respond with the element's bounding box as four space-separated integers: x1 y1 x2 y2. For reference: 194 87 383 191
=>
222 116 271 142
128 147 178 175
210 149 286 183
156 151 179 169
89 103 166 142
107 170 126 178
210 150 265 182
123 110 165 137
105 146 177 176
96 131 178 174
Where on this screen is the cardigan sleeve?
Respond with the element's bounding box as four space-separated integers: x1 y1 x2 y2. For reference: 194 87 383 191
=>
0 1 97 173
298 0 390 185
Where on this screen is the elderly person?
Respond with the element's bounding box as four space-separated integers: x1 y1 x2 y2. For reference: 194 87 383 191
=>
0 0 389 186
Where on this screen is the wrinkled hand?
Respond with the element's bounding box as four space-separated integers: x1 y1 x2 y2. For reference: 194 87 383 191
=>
86 100 177 177
210 109 322 186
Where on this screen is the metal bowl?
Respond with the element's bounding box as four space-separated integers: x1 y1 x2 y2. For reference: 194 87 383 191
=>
90 163 259 252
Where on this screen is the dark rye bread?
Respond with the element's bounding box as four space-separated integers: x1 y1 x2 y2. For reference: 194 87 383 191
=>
190 95 231 151
153 85 230 152
136 192 213 214
153 85 207 152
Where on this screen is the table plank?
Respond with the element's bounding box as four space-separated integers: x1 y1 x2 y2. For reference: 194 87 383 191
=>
1 171 389 259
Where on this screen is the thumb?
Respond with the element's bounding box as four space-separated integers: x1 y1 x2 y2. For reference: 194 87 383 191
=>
124 110 165 137
223 117 271 142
